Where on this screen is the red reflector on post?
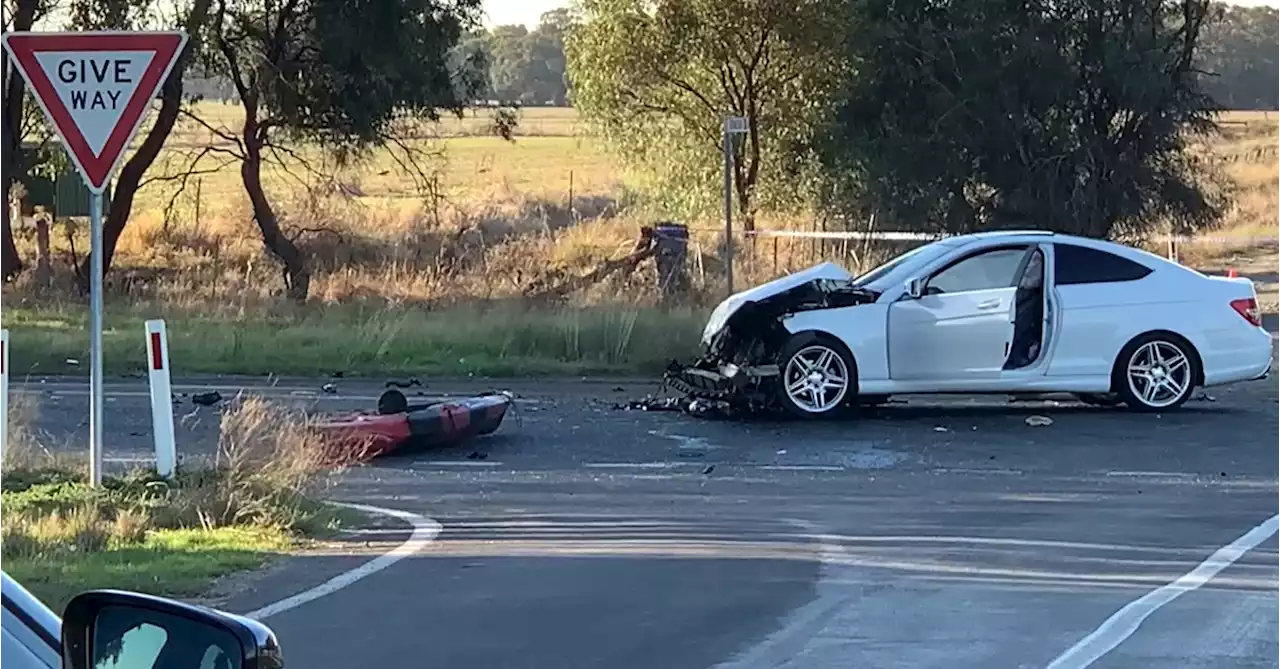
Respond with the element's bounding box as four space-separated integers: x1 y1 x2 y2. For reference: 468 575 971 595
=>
150 331 164 370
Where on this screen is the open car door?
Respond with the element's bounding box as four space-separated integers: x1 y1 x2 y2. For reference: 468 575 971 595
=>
888 245 1032 381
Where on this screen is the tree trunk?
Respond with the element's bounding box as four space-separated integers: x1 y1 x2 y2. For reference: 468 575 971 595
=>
1 0 40 281
76 0 213 289
1 184 20 281
241 114 309 302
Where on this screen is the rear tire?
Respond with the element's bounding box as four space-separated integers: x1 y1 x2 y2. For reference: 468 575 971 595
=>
775 333 856 419
1112 333 1198 412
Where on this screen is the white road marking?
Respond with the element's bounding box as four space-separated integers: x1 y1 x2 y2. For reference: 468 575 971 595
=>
649 430 718 452
1104 470 1198 479
242 502 440 621
759 465 846 472
583 462 696 469
1046 513 1280 669
932 467 1025 476
14 386 541 405
421 460 503 467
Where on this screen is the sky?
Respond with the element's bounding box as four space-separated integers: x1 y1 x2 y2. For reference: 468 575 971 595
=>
483 0 572 29
482 0 1280 28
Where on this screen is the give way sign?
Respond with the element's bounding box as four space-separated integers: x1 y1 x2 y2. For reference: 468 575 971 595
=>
1 31 188 193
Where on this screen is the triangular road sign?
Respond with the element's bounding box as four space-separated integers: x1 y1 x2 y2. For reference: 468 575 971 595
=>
1 31 188 193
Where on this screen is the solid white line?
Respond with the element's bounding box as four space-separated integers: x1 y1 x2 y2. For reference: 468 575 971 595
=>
932 467 1025 476
759 465 846 472
583 462 693 469
1046 514 1280 669
242 501 441 621
1104 471 1198 479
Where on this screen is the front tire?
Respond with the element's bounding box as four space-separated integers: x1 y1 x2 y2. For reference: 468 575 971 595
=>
776 333 855 419
1113 334 1198 412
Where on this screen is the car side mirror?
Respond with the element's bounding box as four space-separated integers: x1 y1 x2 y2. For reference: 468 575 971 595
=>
904 277 926 299
62 590 284 669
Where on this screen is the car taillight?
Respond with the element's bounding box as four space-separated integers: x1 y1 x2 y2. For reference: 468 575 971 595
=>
1230 297 1262 327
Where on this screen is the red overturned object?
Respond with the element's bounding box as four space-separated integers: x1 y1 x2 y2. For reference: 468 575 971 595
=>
314 389 511 463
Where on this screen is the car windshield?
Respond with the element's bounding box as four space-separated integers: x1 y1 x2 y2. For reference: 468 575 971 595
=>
852 239 953 287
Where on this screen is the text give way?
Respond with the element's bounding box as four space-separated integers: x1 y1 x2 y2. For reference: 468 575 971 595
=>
33 51 154 154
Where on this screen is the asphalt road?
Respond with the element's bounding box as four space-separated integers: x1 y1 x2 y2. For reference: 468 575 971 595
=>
11 374 1280 668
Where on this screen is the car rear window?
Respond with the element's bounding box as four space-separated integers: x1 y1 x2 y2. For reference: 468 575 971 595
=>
1054 243 1152 285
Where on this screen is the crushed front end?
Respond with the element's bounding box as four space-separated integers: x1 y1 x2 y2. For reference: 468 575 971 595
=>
663 264 878 412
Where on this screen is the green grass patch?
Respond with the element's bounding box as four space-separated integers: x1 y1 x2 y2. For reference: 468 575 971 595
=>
3 303 706 377
1 398 353 612
4 526 291 613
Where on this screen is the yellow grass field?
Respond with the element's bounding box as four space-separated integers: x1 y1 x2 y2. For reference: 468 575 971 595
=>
3 105 1276 377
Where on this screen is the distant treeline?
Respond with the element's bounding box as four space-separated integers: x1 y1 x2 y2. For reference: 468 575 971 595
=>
186 3 1277 110
184 8 573 107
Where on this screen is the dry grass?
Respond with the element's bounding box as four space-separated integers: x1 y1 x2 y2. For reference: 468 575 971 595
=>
1 395 348 609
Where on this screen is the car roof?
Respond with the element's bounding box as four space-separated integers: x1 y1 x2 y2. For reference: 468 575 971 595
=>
947 230 1201 276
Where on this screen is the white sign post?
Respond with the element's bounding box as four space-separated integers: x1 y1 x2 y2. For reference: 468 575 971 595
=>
723 115 750 296
2 31 187 486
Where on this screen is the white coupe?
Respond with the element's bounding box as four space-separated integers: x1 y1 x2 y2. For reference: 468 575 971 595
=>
692 230 1273 417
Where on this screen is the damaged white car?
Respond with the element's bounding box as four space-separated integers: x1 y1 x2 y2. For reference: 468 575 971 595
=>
668 230 1273 418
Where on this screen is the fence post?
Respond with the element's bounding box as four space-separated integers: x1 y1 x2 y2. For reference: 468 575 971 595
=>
145 320 177 477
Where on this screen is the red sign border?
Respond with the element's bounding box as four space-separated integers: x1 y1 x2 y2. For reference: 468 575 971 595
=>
0 31 187 193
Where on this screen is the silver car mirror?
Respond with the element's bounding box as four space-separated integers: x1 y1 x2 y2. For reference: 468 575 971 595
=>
904 277 926 299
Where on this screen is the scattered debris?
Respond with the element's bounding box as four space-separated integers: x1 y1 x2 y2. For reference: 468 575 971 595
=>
1196 390 1216 402
933 426 948 432
322 383 338 394
65 358 79 365
613 396 684 412
612 393 742 419
466 451 488 460
332 371 345 378
386 378 424 389
1025 415 1054 427
612 386 626 392
191 391 223 406
776 449 787 455
702 465 715 475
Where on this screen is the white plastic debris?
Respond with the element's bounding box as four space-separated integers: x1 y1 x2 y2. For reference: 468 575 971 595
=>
1025 415 1054 427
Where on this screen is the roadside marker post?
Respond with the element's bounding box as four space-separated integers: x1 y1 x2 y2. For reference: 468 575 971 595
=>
145 320 177 477
1 329 8 463
722 115 749 297
1 31 188 486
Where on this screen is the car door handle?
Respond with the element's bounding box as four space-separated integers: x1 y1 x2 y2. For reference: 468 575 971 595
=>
977 299 1002 310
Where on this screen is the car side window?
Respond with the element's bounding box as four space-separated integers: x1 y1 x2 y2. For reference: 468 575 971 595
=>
1054 243 1152 285
927 247 1028 294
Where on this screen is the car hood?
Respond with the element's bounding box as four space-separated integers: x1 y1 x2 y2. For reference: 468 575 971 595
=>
701 262 855 343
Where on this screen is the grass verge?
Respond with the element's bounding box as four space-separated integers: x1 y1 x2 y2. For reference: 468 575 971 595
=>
1 396 352 612
3 303 706 377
